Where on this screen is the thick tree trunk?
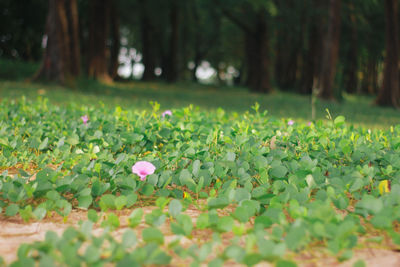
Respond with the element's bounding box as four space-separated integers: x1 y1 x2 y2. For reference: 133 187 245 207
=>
245 11 270 93
141 1 157 81
65 0 80 76
300 0 323 95
376 0 400 107
164 0 180 82
344 3 358 94
88 0 111 82
108 1 120 80
34 0 71 83
318 0 341 100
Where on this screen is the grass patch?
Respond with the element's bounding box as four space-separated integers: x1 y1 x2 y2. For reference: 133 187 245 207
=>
0 78 399 129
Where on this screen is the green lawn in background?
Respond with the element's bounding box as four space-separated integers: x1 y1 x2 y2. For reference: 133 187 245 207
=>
0 59 399 129
1 80 399 129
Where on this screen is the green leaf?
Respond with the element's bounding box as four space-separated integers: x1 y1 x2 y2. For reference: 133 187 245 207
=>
38 137 48 150
88 209 99 223
285 225 307 251
196 213 209 229
5 204 19 216
353 260 366 267
193 160 201 177
179 169 193 186
104 213 120 229
115 195 127 210
234 188 251 202
334 116 346 127
99 194 116 211
276 259 298 267
232 206 250 223
122 229 137 249
254 215 273 228
208 257 224 267
216 216 234 232
84 245 100 263
226 151 236 162
142 227 164 245
128 208 144 228
169 199 182 218
350 178 364 192
208 196 229 210
78 195 92 209
33 207 47 220
270 165 288 179
126 193 138 207
142 184 154 196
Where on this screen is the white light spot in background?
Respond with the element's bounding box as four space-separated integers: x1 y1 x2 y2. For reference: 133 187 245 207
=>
41 35 47 48
187 61 195 70
133 63 144 78
121 37 128 46
196 61 216 82
155 68 162 76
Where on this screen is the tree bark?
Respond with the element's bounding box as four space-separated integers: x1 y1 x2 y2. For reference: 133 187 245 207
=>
376 0 400 107
140 1 157 81
88 0 111 82
300 0 324 95
33 0 71 83
361 58 378 95
108 0 120 80
65 0 80 76
245 10 270 93
318 0 342 100
344 9 358 94
164 0 180 82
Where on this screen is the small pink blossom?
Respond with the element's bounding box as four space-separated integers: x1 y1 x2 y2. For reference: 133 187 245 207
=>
288 120 294 126
307 121 312 126
81 115 89 125
162 110 172 118
132 161 156 181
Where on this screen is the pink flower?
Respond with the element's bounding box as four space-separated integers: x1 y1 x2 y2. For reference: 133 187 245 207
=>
307 121 312 126
81 115 89 125
288 120 294 126
162 110 172 118
132 161 156 181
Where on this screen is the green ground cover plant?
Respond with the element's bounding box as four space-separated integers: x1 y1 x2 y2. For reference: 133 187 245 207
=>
1 96 400 266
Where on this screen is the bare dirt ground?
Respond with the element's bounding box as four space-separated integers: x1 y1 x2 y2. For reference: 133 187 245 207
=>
1 204 400 267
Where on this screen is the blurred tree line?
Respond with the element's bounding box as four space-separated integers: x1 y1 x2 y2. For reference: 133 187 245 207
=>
0 0 399 106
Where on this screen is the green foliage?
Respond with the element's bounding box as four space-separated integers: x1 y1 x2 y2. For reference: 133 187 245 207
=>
1 97 400 266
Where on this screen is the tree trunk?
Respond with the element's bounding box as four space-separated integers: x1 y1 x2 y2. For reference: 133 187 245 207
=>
88 0 111 82
33 0 71 83
376 0 400 107
65 0 80 76
140 1 157 81
245 11 270 93
360 58 378 95
318 0 341 100
108 0 120 80
300 0 323 95
164 0 180 82
344 3 358 94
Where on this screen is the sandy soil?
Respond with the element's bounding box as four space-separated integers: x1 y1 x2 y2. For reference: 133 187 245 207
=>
1 204 400 267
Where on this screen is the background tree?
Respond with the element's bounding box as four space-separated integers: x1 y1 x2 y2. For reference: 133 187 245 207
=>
0 0 47 61
34 0 72 83
317 0 342 100
375 0 400 107
87 0 111 82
